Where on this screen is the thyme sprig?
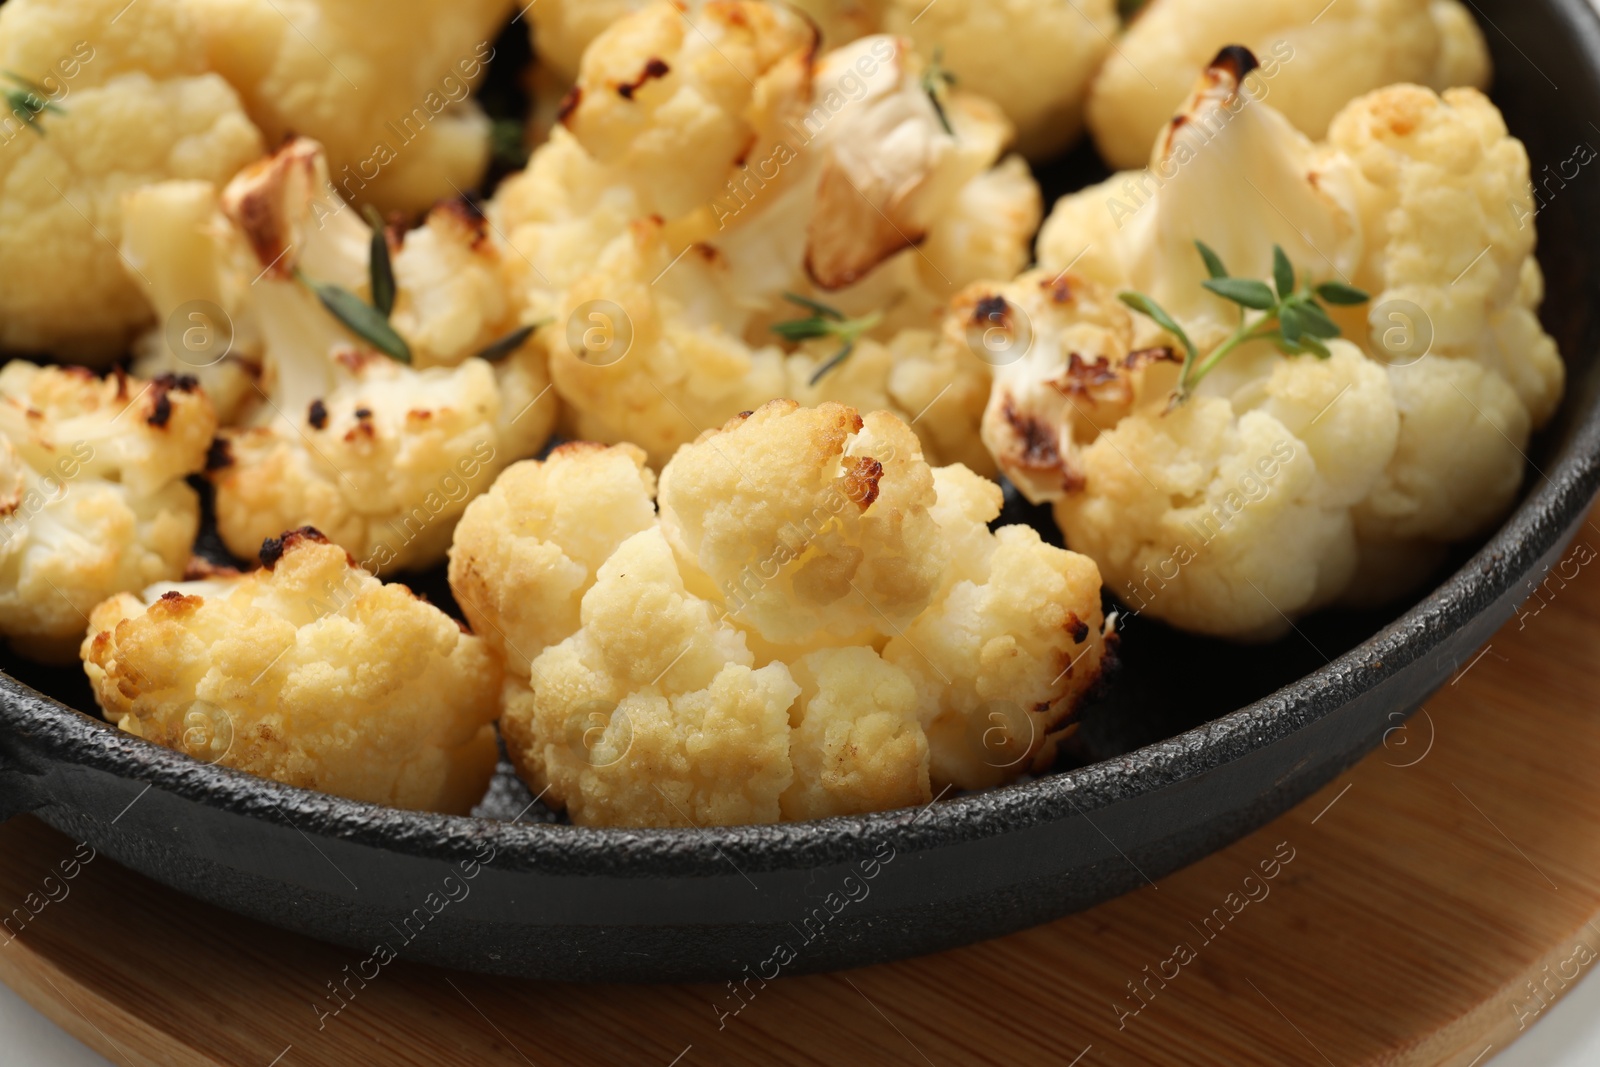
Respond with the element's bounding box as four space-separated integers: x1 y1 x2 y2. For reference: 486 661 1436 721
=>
295 268 412 364
771 292 884 387
3 71 62 136
922 48 957 137
294 209 411 363
1119 241 1370 409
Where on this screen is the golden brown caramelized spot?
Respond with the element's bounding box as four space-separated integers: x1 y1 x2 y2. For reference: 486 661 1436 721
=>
151 590 205 617
112 365 129 401
354 407 373 420
1042 275 1074 304
334 347 380 374
308 399 328 430
1065 612 1091 645
204 437 234 472
147 374 199 429
1124 346 1179 371
1000 395 1061 471
972 294 1011 327
437 197 491 250
556 85 583 126
617 57 671 100
260 526 330 569
841 455 883 509
1208 44 1260 85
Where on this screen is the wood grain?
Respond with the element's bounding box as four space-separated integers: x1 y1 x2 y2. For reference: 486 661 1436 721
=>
3 510 1600 1067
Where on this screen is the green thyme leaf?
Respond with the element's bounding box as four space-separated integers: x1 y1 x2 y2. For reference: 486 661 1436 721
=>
1278 304 1304 345
1196 241 1229 281
474 321 549 363
3 71 62 136
361 205 396 318
922 48 957 138
1315 281 1370 306
808 341 856 387
1297 300 1341 339
773 298 884 385
771 318 838 342
297 270 412 364
1201 277 1277 310
490 117 528 169
1299 335 1332 359
782 291 845 321
1272 245 1296 301
1118 292 1196 362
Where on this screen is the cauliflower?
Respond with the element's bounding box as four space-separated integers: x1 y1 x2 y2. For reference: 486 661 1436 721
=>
1006 57 1560 638
879 0 1118 160
560 0 818 220
122 137 558 571
498 24 1036 469
1087 0 1491 170
531 0 1115 160
0 0 264 362
0 363 216 662
185 0 513 215
81 528 501 814
451 400 1112 827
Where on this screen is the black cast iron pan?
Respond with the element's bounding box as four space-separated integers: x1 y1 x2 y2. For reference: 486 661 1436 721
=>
3 0 1600 983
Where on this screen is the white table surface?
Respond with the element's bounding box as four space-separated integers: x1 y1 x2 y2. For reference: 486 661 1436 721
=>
2 935 1599 1065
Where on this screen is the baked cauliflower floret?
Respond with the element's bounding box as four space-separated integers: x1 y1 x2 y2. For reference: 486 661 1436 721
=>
0 363 215 662
518 28 1033 469
532 0 1113 161
0 0 264 362
1016 59 1559 635
448 442 660 679
81 528 501 814
504 527 803 828
562 0 818 220
151 138 556 571
459 400 1112 826
880 0 1116 160
1087 0 1491 170
187 0 513 215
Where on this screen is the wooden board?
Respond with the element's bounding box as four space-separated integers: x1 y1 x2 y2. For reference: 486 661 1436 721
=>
3 510 1600 1066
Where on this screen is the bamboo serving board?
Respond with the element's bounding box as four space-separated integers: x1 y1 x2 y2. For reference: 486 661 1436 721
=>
4 512 1600 1066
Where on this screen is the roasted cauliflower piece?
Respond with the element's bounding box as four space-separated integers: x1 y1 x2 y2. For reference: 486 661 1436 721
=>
500 24 1036 469
0 0 263 362
1087 0 1491 169
81 528 501 814
129 138 557 571
532 0 1114 160
0 363 216 662
1009 58 1560 638
561 0 818 219
186 0 513 215
451 401 1113 827
879 0 1117 160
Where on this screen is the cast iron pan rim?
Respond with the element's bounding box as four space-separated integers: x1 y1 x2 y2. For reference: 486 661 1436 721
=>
5 394 1597 874
6 0 1600 874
